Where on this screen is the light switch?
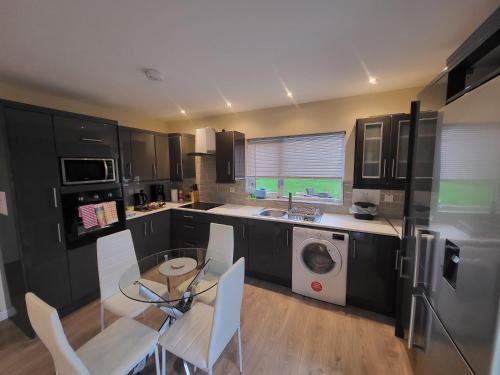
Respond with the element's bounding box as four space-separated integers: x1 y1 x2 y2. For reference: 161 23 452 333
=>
229 186 236 193
384 194 394 202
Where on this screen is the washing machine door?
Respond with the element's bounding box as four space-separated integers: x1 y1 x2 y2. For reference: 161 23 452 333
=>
299 238 342 277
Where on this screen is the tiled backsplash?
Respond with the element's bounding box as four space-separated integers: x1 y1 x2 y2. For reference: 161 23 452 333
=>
123 179 172 207
171 157 404 218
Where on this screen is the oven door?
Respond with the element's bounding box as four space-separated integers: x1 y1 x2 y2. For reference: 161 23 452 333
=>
61 158 116 185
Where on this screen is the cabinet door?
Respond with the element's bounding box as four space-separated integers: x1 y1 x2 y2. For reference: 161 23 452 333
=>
148 210 171 254
53 116 119 158
169 135 182 181
126 217 149 260
247 220 292 286
5 108 71 309
131 131 156 182
388 114 410 189
346 232 398 315
181 134 195 179
67 243 99 301
216 131 234 182
354 116 391 189
154 135 170 180
119 127 133 182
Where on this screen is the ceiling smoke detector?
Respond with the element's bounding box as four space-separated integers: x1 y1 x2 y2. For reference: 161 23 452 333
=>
143 68 164 82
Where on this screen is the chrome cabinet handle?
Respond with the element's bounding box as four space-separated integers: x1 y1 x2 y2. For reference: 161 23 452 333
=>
391 159 395 178
150 220 154 233
183 215 194 219
81 137 103 142
52 187 58 208
184 225 195 230
408 294 417 349
144 221 147 236
152 163 157 178
383 159 386 178
227 161 231 176
286 229 289 247
56 223 62 243
242 224 245 239
352 239 356 259
176 163 179 175
394 249 399 271
128 162 133 177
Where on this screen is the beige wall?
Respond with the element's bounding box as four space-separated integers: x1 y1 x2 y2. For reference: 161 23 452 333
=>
166 87 421 180
0 80 168 132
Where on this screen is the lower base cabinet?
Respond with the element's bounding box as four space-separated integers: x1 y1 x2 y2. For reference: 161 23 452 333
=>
346 231 399 316
68 243 99 301
247 219 293 287
127 210 171 259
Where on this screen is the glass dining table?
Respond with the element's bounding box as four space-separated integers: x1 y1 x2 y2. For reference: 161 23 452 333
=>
119 248 221 333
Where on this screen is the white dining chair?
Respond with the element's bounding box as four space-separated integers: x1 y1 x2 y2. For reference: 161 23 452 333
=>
176 223 234 305
159 257 245 375
97 229 167 330
25 292 161 375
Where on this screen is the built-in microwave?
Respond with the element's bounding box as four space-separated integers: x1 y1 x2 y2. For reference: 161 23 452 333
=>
61 157 116 185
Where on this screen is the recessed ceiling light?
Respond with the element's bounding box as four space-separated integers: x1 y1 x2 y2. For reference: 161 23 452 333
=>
226 101 232 108
143 68 164 82
286 91 293 98
180 109 186 115
369 77 377 85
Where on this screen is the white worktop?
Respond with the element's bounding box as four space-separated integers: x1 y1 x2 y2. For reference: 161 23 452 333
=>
127 202 401 238
125 202 186 220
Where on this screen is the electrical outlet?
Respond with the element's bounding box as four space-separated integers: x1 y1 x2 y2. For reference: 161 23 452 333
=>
229 186 236 193
384 194 394 202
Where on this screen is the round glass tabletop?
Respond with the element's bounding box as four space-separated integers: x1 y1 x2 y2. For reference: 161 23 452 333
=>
119 248 221 305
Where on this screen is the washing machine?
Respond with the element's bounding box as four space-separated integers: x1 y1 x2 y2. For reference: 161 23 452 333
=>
292 227 349 306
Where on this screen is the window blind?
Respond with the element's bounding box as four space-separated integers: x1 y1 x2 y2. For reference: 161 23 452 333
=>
440 123 500 180
247 132 345 178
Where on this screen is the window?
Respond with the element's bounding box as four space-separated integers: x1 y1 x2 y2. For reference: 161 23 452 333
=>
247 132 345 203
438 123 500 213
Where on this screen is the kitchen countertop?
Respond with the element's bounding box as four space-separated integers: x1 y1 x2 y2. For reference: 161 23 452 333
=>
128 202 401 238
125 202 186 220
387 218 403 239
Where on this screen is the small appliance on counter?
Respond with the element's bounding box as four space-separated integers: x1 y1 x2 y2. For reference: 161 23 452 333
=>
134 189 148 207
151 184 166 202
171 188 178 202
191 184 199 203
350 201 378 220
255 188 267 199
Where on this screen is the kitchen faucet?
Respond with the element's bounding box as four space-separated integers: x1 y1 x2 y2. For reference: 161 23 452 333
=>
288 192 293 211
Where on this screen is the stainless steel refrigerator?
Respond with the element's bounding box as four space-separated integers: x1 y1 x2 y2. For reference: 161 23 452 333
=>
396 7 500 375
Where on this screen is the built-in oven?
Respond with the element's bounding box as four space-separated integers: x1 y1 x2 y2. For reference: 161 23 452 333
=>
61 157 116 185
61 186 125 249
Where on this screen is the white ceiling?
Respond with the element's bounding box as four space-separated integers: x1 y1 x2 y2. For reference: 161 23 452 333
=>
0 0 498 120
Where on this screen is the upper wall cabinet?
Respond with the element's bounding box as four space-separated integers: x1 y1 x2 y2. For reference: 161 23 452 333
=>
216 131 245 183
354 113 410 190
53 116 119 158
119 127 171 182
168 133 195 181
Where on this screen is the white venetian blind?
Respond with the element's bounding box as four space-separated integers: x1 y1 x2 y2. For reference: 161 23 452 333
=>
440 123 500 180
247 132 345 178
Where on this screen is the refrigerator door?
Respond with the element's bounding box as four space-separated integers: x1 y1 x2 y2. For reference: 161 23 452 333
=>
427 75 500 375
410 294 473 375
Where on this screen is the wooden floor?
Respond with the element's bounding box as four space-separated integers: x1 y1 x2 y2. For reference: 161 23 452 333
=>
0 278 413 375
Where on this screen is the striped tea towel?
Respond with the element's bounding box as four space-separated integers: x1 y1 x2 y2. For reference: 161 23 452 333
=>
94 204 107 227
102 201 118 225
78 204 98 229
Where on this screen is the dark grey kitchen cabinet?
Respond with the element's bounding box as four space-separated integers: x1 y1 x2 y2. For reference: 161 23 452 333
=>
4 107 72 311
118 127 133 182
169 134 195 181
208 214 249 265
247 219 293 286
154 135 170 180
53 115 119 158
354 113 410 190
170 210 210 249
216 131 245 183
346 231 399 316
126 210 171 260
130 130 156 182
67 243 99 301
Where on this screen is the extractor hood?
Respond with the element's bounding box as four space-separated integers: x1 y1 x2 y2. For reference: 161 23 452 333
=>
189 127 216 156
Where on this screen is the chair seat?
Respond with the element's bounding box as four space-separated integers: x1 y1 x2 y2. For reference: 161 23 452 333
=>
158 302 214 370
103 278 168 317
176 273 220 305
77 317 159 375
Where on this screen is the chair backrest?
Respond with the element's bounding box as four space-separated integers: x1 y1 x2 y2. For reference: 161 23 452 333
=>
206 223 234 275
25 293 89 375
96 229 139 301
208 257 245 366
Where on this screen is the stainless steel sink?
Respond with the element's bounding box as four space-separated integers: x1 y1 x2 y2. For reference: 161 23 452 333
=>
257 209 287 218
